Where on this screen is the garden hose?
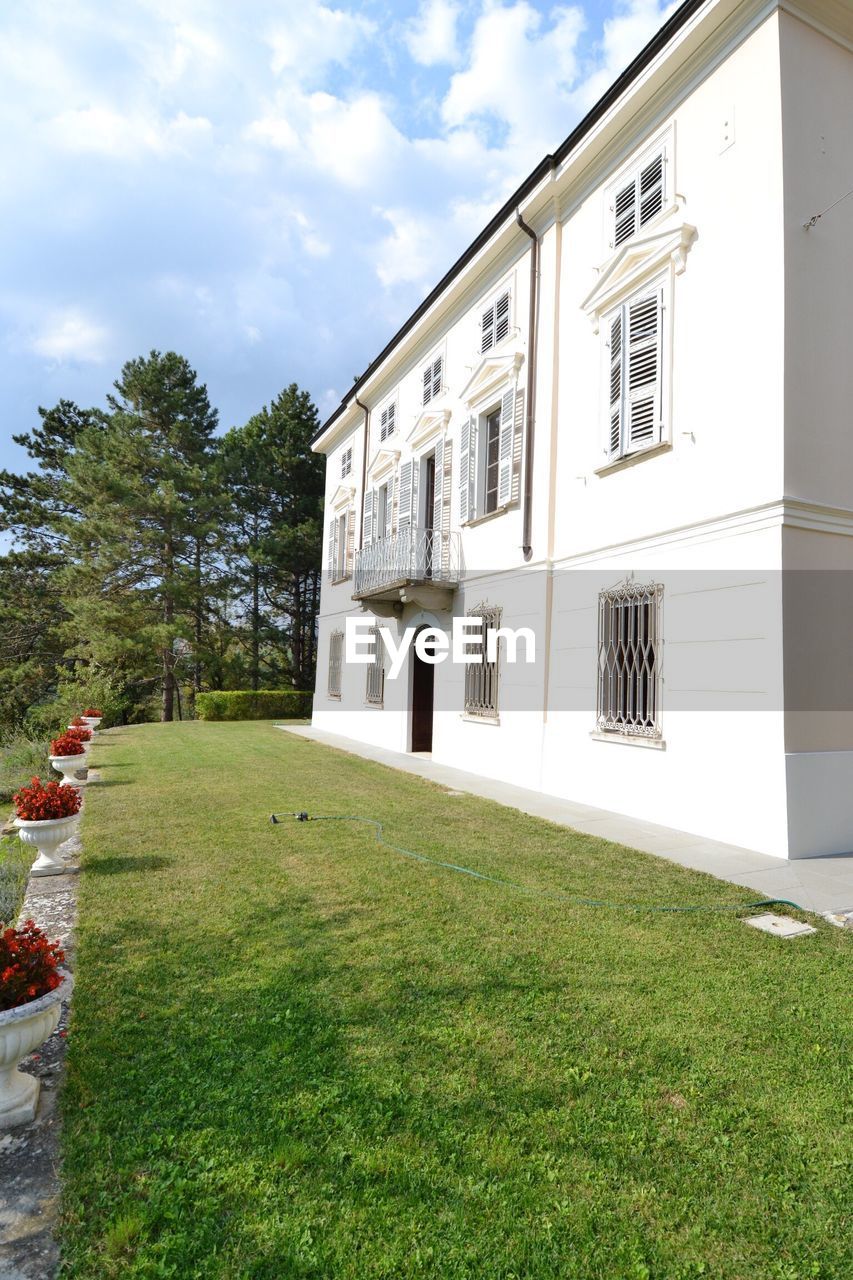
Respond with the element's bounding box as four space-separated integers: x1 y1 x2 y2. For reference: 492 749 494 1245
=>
269 811 807 916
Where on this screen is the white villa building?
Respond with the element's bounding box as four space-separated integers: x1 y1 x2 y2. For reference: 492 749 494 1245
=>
310 0 853 861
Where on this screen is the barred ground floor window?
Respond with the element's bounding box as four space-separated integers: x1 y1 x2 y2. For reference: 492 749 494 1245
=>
464 606 501 719
597 582 662 737
328 629 343 699
365 624 384 706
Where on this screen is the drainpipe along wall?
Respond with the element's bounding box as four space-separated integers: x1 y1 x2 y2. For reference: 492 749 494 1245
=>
355 396 370 550
515 209 539 562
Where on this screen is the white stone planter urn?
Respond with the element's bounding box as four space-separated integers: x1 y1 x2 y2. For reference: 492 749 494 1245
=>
0 971 72 1128
50 752 88 788
15 814 79 876
67 727 93 753
82 716 102 737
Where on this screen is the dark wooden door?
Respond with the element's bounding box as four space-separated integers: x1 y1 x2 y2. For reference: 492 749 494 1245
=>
411 629 435 752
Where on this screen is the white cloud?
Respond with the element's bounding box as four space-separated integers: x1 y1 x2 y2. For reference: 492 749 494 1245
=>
30 309 109 363
405 0 462 67
244 113 299 152
266 2 374 82
48 106 212 157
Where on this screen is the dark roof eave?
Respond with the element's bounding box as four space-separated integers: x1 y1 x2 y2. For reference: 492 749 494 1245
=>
313 0 707 447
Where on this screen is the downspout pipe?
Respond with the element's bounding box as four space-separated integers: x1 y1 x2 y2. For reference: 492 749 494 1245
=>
516 209 539 562
355 395 370 550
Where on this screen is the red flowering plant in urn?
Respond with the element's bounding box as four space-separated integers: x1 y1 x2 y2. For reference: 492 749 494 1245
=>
0 920 65 1012
14 778 82 822
66 726 92 744
69 716 86 727
50 733 85 758
0 918 72 1126
82 708 102 718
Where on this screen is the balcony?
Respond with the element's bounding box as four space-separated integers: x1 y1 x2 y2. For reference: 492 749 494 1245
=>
353 526 461 611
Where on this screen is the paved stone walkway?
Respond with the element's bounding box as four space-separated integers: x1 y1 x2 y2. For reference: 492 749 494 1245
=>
0 817 82 1280
278 725 853 917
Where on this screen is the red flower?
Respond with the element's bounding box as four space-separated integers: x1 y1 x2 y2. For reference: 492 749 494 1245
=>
82 708 102 717
0 920 65 1012
14 778 82 821
50 732 86 757
69 716 86 726
66 726 92 743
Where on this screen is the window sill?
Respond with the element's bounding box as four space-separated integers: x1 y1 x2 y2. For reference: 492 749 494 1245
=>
328 694 342 701
590 730 666 751
464 502 515 529
462 713 500 726
594 441 671 478
331 574 352 585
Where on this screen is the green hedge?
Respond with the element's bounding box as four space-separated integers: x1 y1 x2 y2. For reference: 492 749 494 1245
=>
195 690 313 722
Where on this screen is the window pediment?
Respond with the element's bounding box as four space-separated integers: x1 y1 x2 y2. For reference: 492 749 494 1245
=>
407 407 450 451
583 221 697 332
329 481 355 512
459 350 524 409
367 446 399 484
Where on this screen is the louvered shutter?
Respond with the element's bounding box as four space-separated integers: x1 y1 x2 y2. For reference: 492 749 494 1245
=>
362 488 374 546
626 290 662 451
346 507 354 576
384 477 393 539
397 461 413 531
495 292 510 344
481 303 495 354
423 365 433 405
639 154 663 228
327 518 337 576
459 417 475 522
433 355 442 397
608 313 623 458
498 389 514 506
613 178 636 247
432 438 444 534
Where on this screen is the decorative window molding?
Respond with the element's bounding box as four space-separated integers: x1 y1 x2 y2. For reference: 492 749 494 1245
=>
596 581 662 739
464 604 501 720
479 288 511 354
328 629 343 699
422 353 443 406
458 359 524 524
407 407 451 452
340 446 352 478
365 624 384 706
583 222 697 332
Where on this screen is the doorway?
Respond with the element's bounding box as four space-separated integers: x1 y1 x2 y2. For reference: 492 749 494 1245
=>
411 626 435 752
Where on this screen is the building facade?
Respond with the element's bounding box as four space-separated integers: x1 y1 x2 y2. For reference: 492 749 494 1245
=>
311 0 853 861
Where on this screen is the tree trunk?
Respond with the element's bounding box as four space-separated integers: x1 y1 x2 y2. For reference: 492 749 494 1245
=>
162 533 174 722
251 561 260 691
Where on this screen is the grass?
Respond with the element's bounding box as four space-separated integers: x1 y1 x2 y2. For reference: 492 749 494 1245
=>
0 834 31 925
61 721 851 1279
0 729 49 804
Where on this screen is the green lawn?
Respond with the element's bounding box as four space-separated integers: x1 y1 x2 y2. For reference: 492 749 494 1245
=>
61 721 851 1279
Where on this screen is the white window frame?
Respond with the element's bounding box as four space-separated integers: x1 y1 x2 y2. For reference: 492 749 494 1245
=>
378 399 397 443
601 273 669 466
479 287 512 355
605 130 673 254
596 582 663 740
340 446 352 479
328 629 343 699
422 352 444 406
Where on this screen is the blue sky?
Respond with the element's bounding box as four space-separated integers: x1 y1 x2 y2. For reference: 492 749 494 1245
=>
0 0 678 472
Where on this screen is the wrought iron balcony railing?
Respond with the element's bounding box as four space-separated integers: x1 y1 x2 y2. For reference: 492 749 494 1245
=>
354 526 461 599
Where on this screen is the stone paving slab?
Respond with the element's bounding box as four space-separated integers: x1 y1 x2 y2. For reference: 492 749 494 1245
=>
278 725 853 915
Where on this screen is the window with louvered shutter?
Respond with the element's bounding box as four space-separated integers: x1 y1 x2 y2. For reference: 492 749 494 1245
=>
326 517 337 577
362 489 374 546
379 401 396 441
397 460 413 531
611 150 665 248
458 417 474 523
422 356 443 405
480 290 511 354
335 512 347 580
497 390 514 507
604 285 663 461
340 447 352 478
